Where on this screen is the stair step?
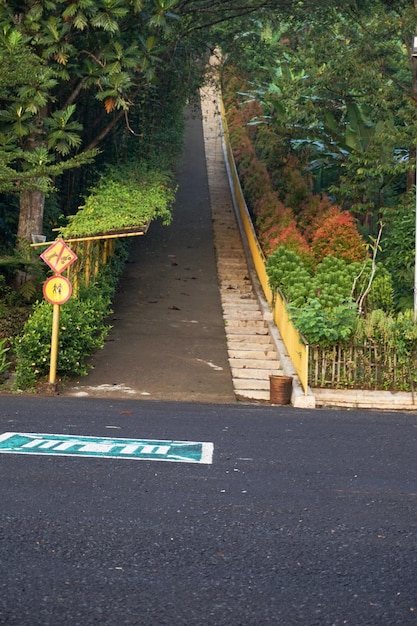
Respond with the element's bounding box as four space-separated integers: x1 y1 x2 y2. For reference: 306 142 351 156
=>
222 303 260 310
222 294 257 301
222 303 259 310
225 318 266 327
229 358 280 369
236 390 270 401
219 282 252 289
228 349 278 359
222 299 261 306
223 311 264 321
231 368 281 380
226 327 268 336
227 335 272 344
233 378 270 391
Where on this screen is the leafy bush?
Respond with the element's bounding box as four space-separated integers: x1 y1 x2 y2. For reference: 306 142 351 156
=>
380 199 415 309
267 248 360 309
393 310 417 365
12 240 129 390
288 298 358 346
13 293 110 390
0 239 47 304
0 338 10 376
353 308 417 370
266 247 313 306
266 246 395 345
311 210 367 263
59 163 176 238
366 270 394 313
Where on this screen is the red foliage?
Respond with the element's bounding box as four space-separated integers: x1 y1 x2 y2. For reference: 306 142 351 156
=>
240 99 264 140
311 211 367 263
230 131 254 164
241 161 271 203
226 106 245 133
254 191 288 223
223 66 367 268
297 195 335 241
260 220 311 258
281 156 312 211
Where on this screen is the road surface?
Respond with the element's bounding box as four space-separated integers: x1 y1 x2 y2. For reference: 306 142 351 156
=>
1 396 416 625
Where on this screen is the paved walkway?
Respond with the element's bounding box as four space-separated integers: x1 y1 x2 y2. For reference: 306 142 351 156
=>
65 106 237 403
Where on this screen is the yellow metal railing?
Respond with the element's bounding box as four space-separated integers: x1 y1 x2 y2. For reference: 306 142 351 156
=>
273 291 309 394
219 96 273 305
218 90 309 394
32 231 144 297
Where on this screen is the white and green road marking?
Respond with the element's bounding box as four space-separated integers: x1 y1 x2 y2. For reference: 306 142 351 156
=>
0 432 213 464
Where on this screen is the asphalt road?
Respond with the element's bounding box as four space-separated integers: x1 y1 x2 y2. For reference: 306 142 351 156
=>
1 396 417 625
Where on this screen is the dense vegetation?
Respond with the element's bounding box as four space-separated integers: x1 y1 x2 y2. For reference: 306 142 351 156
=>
2 0 417 390
215 3 417 335
210 2 417 388
0 0 290 389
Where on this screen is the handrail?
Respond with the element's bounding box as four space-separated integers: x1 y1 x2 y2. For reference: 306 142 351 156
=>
218 87 309 394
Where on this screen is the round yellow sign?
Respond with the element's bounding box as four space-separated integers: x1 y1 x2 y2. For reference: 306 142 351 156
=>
43 275 72 305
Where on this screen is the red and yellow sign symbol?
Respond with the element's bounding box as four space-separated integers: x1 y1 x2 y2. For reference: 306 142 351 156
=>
40 238 77 274
43 275 72 305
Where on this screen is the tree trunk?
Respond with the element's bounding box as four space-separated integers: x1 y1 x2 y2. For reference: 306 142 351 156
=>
17 189 45 243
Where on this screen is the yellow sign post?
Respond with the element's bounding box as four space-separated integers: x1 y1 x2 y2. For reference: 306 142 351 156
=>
41 240 78 389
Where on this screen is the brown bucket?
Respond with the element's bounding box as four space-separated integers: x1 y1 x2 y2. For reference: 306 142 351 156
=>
270 375 293 405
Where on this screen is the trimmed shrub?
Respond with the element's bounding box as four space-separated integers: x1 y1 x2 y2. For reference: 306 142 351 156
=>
288 298 358 346
13 294 111 390
266 247 314 307
13 241 129 390
311 210 367 263
261 220 310 258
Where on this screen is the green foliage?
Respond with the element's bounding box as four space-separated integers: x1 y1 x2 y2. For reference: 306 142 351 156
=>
266 246 395 346
12 238 129 390
219 2 417 240
266 249 362 344
380 197 415 309
266 247 313 306
354 308 417 370
13 295 110 390
266 247 376 310
59 163 176 238
366 269 394 313
393 310 417 365
0 0 210 238
0 337 10 376
217 5 417 365
354 309 395 347
288 298 358 346
0 238 46 303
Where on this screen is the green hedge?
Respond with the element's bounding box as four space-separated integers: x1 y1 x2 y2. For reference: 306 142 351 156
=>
59 163 177 238
13 241 128 390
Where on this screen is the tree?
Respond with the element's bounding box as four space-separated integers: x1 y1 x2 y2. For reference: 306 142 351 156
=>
0 0 311 242
0 0 192 241
216 1 417 228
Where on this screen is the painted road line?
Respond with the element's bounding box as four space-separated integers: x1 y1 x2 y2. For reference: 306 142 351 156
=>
0 432 214 464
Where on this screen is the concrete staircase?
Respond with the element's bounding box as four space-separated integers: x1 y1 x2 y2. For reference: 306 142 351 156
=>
200 78 284 402
213 203 283 402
